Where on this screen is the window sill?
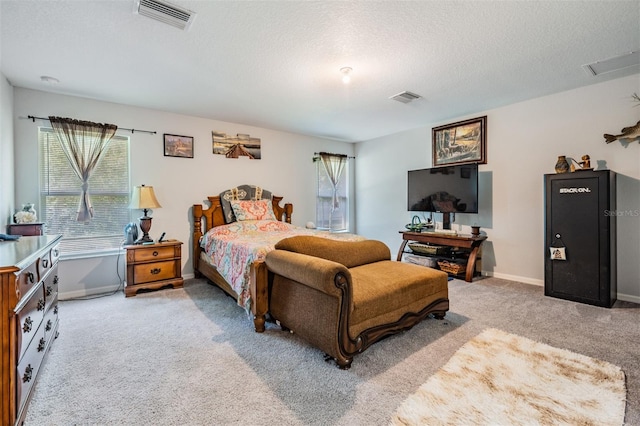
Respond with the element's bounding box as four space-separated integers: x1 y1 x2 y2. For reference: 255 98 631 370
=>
59 246 126 261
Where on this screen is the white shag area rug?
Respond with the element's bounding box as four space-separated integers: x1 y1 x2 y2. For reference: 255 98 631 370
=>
391 328 626 426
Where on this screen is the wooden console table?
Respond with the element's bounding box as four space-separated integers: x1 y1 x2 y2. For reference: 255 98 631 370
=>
398 231 487 282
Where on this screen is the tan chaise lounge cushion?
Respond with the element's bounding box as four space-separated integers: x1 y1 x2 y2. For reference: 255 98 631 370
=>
349 261 448 336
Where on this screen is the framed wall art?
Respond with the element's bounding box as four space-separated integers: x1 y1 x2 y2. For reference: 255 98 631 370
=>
432 116 486 166
164 134 194 158
212 131 261 159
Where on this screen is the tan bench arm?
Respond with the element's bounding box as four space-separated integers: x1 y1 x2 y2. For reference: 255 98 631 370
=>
265 250 351 297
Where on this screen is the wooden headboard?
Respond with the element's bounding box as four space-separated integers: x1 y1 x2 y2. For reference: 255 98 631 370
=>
192 195 293 274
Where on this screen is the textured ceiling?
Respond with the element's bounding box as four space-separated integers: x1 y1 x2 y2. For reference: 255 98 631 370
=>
1 1 639 142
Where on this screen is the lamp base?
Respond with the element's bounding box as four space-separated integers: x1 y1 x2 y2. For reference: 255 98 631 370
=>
134 234 154 244
135 215 154 244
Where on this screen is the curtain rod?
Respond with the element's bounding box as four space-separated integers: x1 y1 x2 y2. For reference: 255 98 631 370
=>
27 115 157 135
314 151 355 159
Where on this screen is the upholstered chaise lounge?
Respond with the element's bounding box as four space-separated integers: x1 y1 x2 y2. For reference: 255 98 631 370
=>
265 235 449 369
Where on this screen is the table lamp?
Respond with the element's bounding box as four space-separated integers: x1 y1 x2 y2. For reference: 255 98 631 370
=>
129 184 162 244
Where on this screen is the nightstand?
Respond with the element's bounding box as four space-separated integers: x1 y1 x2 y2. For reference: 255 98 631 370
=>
124 240 184 297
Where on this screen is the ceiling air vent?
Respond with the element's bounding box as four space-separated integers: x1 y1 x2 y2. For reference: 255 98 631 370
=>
582 51 639 76
390 91 422 104
134 0 196 31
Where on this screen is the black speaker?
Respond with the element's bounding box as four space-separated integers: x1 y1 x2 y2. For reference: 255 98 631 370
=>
544 170 616 307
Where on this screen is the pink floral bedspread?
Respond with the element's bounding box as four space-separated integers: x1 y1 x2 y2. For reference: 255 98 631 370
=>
200 220 364 311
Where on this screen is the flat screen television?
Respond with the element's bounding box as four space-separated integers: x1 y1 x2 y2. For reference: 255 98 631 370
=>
408 163 479 228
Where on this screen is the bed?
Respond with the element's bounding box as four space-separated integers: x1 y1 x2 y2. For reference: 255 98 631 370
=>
192 185 362 332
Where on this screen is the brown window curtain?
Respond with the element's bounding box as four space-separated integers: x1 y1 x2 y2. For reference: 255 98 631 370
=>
319 152 347 211
48 116 118 223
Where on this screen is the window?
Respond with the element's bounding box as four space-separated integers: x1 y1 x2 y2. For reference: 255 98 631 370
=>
315 154 349 231
39 128 130 255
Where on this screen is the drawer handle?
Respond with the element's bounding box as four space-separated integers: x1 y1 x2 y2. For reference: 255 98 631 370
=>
37 298 45 311
27 272 35 283
46 286 53 296
54 304 59 315
150 268 161 275
53 249 59 257
153 251 159 257
23 365 33 383
45 319 52 332
38 338 46 352
43 259 49 268
23 317 33 333
54 275 59 284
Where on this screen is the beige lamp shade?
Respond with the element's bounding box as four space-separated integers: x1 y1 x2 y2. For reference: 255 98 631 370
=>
129 185 162 210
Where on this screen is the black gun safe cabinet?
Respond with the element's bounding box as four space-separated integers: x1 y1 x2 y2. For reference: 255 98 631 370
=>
544 170 616 307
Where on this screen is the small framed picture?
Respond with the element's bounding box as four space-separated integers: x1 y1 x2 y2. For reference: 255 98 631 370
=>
164 134 194 158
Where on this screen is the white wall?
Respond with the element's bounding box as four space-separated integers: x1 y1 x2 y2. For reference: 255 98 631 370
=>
355 74 640 303
13 88 353 298
0 73 14 231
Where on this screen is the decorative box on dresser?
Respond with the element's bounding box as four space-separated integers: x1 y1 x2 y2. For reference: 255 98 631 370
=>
124 240 183 297
6 223 46 237
0 235 62 425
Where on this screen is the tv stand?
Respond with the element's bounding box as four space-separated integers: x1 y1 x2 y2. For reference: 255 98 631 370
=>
398 231 487 282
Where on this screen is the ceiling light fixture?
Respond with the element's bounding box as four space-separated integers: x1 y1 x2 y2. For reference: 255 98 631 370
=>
40 76 60 85
340 67 352 84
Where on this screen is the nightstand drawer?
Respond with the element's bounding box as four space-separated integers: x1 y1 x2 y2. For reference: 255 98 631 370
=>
133 260 178 284
131 246 176 262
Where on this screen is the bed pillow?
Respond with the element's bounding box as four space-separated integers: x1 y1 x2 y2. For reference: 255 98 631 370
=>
220 185 272 223
230 199 277 221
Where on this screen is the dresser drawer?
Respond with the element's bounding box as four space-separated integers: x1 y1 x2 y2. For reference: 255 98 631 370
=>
17 262 39 301
44 265 59 311
131 246 176 262
16 330 46 416
44 295 59 345
38 250 52 279
133 260 178 284
50 244 61 264
16 286 46 361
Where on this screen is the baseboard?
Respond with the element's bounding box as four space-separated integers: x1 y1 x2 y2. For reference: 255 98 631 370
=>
481 271 640 305
60 273 196 300
59 284 123 300
481 271 544 287
616 292 640 304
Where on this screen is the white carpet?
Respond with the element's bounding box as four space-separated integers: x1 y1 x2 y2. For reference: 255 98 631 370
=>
391 328 626 426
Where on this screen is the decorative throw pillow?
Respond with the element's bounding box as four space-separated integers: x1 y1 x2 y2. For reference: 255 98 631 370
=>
219 185 272 223
230 199 277 221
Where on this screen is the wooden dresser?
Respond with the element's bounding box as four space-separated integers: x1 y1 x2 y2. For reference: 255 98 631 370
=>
1 235 62 425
